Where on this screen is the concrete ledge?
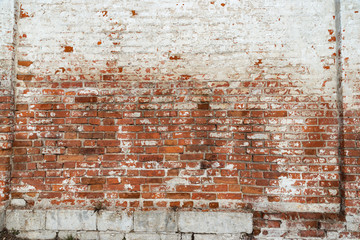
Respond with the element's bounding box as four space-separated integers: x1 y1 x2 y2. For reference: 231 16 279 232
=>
46 210 97 231
178 212 253 234
5 210 253 239
97 211 133 232
134 211 177 232
18 231 56 240
126 233 180 240
194 234 249 240
6 210 46 231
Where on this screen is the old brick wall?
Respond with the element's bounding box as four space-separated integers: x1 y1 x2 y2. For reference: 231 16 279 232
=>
1 0 360 239
13 0 340 212
341 0 360 238
0 0 14 212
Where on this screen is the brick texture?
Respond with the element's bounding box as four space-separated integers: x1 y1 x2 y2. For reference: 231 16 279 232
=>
0 0 14 208
12 0 340 211
1 0 360 239
341 0 360 226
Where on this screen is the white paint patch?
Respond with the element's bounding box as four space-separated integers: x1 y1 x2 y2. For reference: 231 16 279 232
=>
62 178 78 193
212 162 220 168
139 119 151 125
140 140 158 146
165 178 190 191
78 89 99 95
278 176 298 196
13 185 36 192
224 164 234 170
124 184 134 191
118 126 132 155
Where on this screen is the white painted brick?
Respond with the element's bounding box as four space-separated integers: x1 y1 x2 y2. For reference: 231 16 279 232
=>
6 210 45 231
178 212 252 234
134 211 177 232
0 1 357 239
346 215 360 232
97 211 133 232
46 210 97 231
11 199 27 207
327 231 340 240
256 228 290 239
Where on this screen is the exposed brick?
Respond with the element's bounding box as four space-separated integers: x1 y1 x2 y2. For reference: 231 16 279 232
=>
0 0 359 239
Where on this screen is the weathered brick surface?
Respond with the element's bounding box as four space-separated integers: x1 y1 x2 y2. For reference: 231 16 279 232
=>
342 0 360 212
0 0 360 239
0 0 14 209
340 1 360 239
12 0 340 213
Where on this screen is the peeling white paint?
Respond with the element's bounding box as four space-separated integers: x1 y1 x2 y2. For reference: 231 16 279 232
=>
165 178 189 191
278 176 298 196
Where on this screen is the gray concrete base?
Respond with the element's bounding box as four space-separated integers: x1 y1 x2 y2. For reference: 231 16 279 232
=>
15 232 250 240
5 210 253 240
0 210 5 230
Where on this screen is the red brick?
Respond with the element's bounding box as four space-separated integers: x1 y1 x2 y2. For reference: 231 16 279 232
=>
159 147 184 153
264 111 287 117
17 75 34 81
228 111 250 117
75 97 97 103
119 193 140 199
64 46 74 52
192 193 216 200
166 193 191 199
81 178 106 185
18 60 33 67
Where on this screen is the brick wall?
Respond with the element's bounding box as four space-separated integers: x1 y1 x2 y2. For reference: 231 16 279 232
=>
0 0 14 209
13 0 340 212
341 1 360 237
1 0 360 239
